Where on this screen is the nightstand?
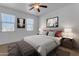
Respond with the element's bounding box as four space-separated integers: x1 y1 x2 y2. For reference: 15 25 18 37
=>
55 38 79 56
60 38 75 49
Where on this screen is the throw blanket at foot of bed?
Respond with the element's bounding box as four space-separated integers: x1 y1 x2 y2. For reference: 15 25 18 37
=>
8 40 40 56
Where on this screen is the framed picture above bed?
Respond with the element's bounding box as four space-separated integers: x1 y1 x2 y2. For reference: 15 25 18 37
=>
17 18 25 28
46 16 59 28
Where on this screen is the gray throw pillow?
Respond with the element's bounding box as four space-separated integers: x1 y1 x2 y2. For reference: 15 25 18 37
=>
48 32 55 37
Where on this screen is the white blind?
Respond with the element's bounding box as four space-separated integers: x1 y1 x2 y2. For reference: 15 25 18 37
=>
26 18 34 31
1 13 15 32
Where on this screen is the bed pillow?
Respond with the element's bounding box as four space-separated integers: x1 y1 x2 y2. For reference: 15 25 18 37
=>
42 31 47 35
39 31 48 35
55 31 62 37
48 32 55 37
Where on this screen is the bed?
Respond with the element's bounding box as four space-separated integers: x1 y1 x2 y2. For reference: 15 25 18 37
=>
24 35 61 56
8 30 62 56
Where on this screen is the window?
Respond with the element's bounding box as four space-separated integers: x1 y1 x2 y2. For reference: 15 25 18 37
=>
26 18 34 31
1 13 15 32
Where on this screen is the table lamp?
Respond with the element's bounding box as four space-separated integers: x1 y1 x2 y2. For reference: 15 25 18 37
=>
62 28 74 39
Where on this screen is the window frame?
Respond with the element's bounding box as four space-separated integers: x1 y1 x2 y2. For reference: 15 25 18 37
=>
1 13 15 32
26 18 34 31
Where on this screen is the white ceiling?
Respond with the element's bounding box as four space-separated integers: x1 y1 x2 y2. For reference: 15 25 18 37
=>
0 3 72 16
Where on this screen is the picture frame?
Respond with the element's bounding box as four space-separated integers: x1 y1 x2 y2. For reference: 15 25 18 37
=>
17 18 25 28
46 16 59 28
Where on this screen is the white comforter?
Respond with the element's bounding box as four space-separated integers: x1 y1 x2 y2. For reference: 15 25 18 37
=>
24 35 60 56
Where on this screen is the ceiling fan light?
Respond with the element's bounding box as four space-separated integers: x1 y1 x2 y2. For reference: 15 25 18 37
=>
34 5 39 9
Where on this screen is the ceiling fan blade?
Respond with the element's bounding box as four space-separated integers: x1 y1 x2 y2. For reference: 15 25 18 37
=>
29 7 34 10
40 5 47 8
29 4 34 6
37 8 40 12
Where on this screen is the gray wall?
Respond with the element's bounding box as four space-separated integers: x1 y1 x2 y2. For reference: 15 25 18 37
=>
0 6 39 45
39 4 79 47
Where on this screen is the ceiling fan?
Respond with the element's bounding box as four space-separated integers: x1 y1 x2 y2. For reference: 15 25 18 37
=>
29 3 47 12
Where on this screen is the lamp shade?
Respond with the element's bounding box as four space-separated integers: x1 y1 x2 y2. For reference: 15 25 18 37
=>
64 28 72 33
62 28 73 39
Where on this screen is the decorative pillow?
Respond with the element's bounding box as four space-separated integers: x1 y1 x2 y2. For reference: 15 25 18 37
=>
39 31 47 35
55 31 62 37
46 31 49 35
42 31 47 35
48 31 55 37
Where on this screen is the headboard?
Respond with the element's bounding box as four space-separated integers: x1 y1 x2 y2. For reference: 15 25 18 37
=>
43 28 62 32
43 28 63 37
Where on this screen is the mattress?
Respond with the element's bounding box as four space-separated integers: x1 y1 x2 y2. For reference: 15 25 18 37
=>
24 35 60 56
